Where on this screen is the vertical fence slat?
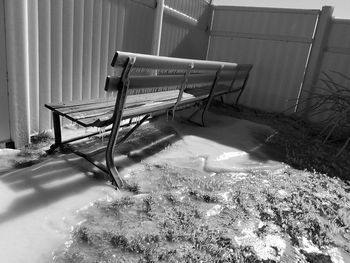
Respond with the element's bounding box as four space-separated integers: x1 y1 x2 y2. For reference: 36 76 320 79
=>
99 0 111 98
90 0 102 99
116 2 126 51
108 0 118 76
50 0 63 103
28 0 39 133
62 0 74 102
38 0 51 131
82 0 93 101
72 0 84 101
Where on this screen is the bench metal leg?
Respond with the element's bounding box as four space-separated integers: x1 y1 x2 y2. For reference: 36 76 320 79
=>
188 104 207 127
106 122 124 188
188 66 224 127
47 112 62 154
234 71 251 110
105 114 150 189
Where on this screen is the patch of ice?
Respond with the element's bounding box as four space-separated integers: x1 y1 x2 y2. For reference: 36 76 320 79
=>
216 151 248 161
258 221 265 229
0 148 20 156
328 248 350 263
76 202 94 213
219 192 230 202
206 205 222 217
259 235 287 259
301 237 322 254
234 220 286 261
277 189 289 198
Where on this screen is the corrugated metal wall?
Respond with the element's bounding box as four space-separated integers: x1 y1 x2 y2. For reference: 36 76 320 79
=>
28 0 155 133
310 19 350 122
208 6 319 113
160 0 210 59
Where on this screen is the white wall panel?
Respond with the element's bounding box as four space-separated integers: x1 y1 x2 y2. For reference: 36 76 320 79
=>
208 6 319 113
212 7 318 41
328 20 350 49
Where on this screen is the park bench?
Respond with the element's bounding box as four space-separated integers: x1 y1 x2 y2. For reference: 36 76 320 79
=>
45 51 252 189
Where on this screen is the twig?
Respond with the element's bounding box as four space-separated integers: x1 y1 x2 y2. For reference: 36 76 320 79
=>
336 136 350 157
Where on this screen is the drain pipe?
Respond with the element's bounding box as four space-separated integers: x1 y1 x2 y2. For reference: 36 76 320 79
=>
151 0 164 56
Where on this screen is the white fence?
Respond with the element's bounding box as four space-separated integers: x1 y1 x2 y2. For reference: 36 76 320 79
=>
1 1 349 147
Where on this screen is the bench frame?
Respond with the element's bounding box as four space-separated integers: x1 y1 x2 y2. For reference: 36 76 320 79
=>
46 51 252 189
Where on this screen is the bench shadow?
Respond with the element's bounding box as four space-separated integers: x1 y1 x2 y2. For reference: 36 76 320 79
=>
0 154 107 225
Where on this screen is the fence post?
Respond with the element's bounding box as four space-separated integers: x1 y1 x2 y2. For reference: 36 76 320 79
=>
297 6 334 118
151 0 164 56
4 0 31 148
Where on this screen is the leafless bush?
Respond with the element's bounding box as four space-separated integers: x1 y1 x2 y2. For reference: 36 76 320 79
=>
298 70 350 156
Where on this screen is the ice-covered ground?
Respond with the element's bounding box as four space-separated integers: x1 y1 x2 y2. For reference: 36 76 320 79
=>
0 112 286 263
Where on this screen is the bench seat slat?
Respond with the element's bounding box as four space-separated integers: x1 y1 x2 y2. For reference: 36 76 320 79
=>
68 90 183 121
45 98 115 110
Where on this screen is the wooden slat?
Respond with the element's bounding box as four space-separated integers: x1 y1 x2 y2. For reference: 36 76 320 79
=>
45 98 114 109
78 93 195 127
105 72 240 92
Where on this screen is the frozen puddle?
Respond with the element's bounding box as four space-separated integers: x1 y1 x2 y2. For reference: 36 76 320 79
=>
0 112 282 262
0 155 121 263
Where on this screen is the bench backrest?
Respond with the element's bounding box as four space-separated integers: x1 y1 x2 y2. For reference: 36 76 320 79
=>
105 51 252 96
